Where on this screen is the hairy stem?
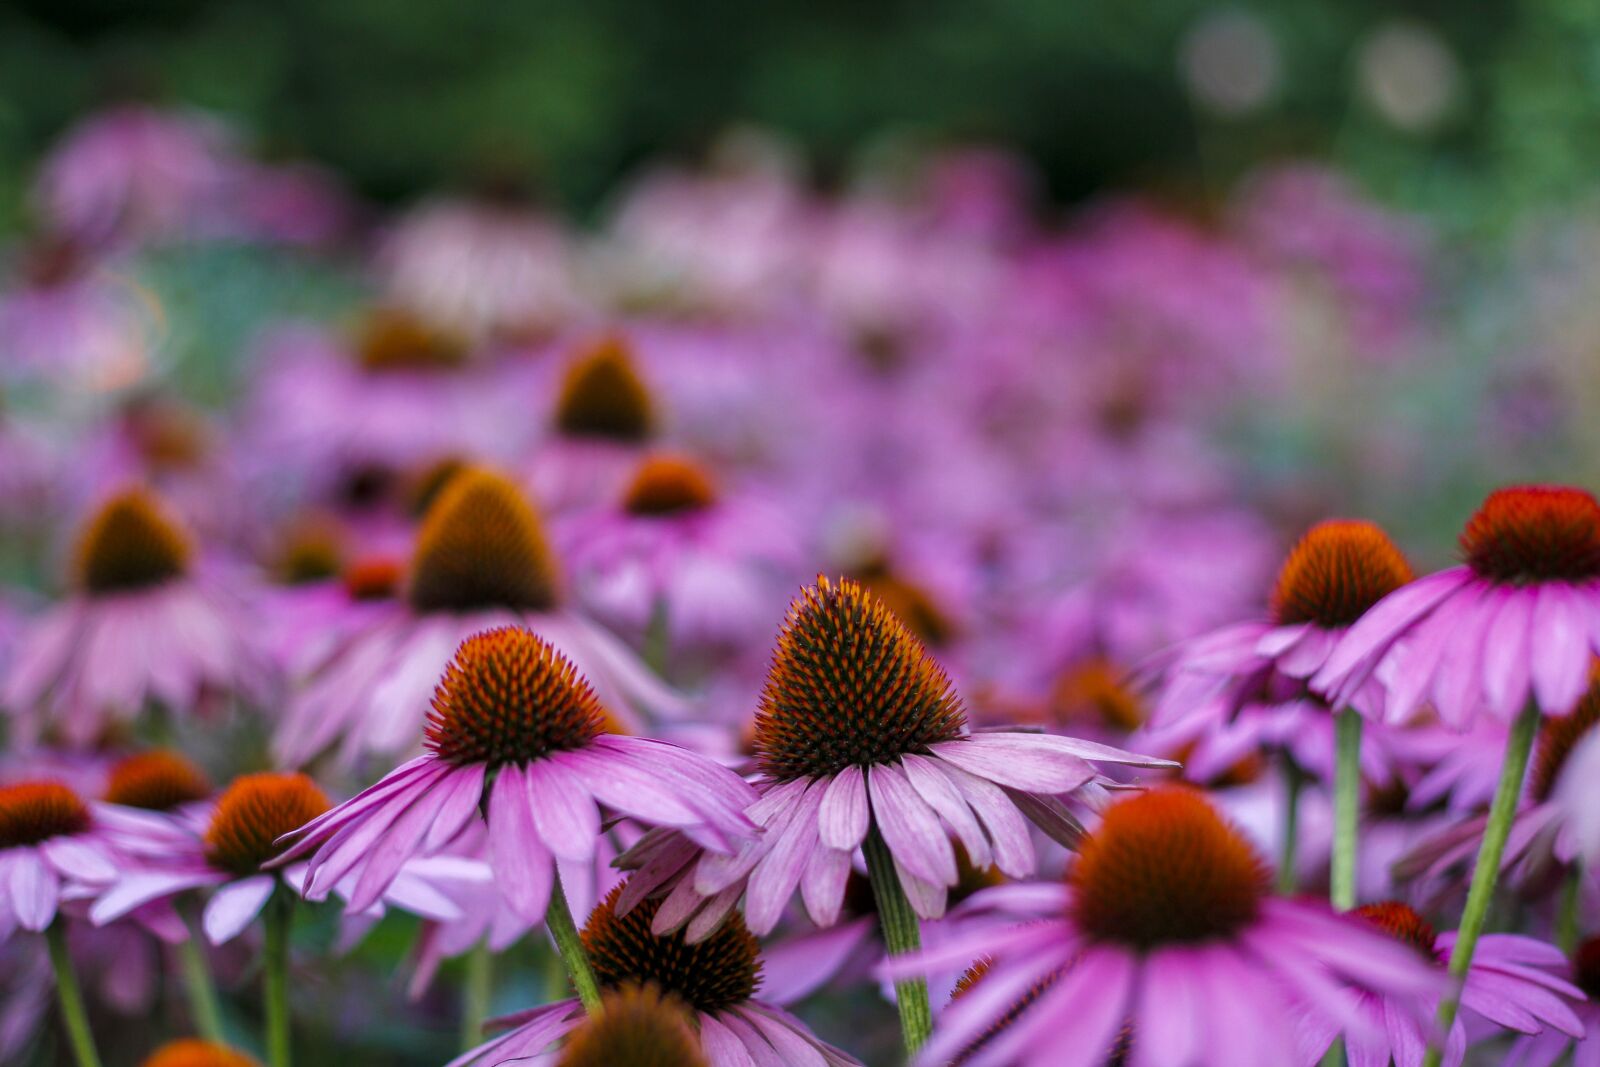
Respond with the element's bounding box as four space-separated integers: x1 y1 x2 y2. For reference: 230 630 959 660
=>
864 826 933 1056
546 870 603 1015
1421 699 1540 1067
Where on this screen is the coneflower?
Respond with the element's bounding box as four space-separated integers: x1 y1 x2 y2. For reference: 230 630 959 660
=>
885 788 1443 1067
1315 485 1600 1066
1144 518 1415 903
0 779 124 1067
555 984 707 1067
274 466 685 767
617 576 1173 1054
274 626 757 1017
4 488 277 747
450 885 860 1067
525 334 660 514
557 451 798 655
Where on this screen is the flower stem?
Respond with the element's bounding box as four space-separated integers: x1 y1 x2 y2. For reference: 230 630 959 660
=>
263 888 294 1067
1331 709 1363 912
459 940 494 1051
644 595 671 677
545 869 603 1015
178 927 227 1044
863 825 933 1056
1278 757 1306 894
1558 863 1584 954
1421 699 1541 1067
45 921 102 1067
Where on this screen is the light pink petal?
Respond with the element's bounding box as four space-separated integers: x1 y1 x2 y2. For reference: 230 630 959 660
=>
891 853 947 920
868 763 957 887
422 765 487 851
202 875 276 944
8 850 59 931
928 736 1096 793
900 753 991 869
716 1010 788 1067
935 762 1035 878
1132 948 1202 1067
731 1006 832 1067
744 782 825 935
346 786 445 913
487 766 554 921
39 837 117 883
758 918 873 1005
1531 583 1593 716
799 845 852 928
90 868 223 925
525 761 601 863
817 766 869 851
1316 569 1469 691
1482 588 1535 718
987 945 1132 1067
699 1013 759 1067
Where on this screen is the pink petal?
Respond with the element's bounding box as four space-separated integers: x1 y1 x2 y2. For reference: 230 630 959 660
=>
8 849 59 931
900 753 991 869
487 767 554 921
202 875 276 944
926 736 1096 794
525 761 601 863
744 782 824 935
1482 588 1535 718
817 766 869 851
868 763 957 887
1531 583 1592 716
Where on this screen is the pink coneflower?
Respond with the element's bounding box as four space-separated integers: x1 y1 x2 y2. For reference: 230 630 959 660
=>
32 104 238 247
377 194 585 343
0 233 159 392
449 885 861 1067
617 576 1172 939
1508 937 1600 1067
274 467 686 767
1398 673 1600 898
1316 486 1600 726
1149 519 1415 739
558 452 798 651
0 781 119 937
275 626 756 935
90 771 334 944
4 489 277 747
885 788 1443 1067
1300 901 1584 1067
524 335 662 515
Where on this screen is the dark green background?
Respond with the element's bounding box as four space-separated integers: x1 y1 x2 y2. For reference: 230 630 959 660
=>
5 0 1595 226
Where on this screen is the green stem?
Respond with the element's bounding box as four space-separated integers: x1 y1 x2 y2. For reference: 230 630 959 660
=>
1331 709 1363 912
1557 863 1584 954
263 888 293 1067
459 940 494 1052
178 925 226 1044
1278 758 1306 894
545 870 603 1015
644 596 671 677
45 921 102 1067
863 826 933 1056
1421 699 1541 1067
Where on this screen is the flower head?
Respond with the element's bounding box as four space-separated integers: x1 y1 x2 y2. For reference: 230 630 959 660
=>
73 489 192 595
104 751 212 812
555 985 707 1067
1316 484 1600 724
584 886 761 1013
622 454 718 517
0 781 90 850
425 626 612 767
1070 787 1267 949
1461 486 1600 585
408 467 560 613
753 575 966 781
203 773 329 877
1271 519 1413 628
553 335 655 442
0 779 117 934
353 307 467 372
141 1039 261 1067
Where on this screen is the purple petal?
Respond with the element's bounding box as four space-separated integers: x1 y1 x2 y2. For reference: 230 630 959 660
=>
202 875 276 944
799 845 852 928
900 753 991 869
525 761 601 863
926 736 1097 794
868 763 957 887
817 767 869 851
1482 589 1535 718
1531 583 1592 716
9 850 59 931
744 782 825 935
487 767 555 921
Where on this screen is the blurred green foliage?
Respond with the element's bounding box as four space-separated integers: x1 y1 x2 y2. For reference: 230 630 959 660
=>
9 0 1598 227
